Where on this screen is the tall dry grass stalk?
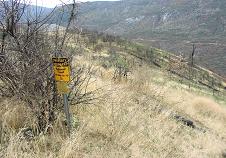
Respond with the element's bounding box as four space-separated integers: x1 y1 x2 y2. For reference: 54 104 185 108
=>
1 56 226 158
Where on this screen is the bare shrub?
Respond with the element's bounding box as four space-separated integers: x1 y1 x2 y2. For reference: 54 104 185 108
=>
113 56 131 81
68 65 101 106
0 0 77 132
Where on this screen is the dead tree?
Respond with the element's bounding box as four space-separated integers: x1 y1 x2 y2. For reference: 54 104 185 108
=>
189 44 196 88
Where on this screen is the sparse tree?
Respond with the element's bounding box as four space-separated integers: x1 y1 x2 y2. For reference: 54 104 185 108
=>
88 32 98 48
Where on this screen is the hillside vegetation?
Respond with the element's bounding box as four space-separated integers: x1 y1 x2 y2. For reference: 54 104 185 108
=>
76 0 226 77
1 30 226 158
0 1 226 157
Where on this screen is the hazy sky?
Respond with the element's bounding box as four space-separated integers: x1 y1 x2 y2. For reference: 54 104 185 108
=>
28 0 119 8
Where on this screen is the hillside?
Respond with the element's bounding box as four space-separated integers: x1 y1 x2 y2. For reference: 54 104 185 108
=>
0 29 226 157
1 1 226 157
76 0 226 77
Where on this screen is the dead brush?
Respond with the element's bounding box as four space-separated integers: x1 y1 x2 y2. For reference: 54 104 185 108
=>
1 61 226 157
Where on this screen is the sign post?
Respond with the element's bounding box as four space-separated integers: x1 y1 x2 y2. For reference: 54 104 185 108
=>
52 57 71 132
63 93 71 131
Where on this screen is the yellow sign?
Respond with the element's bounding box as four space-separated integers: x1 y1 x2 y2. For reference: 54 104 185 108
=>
52 58 70 82
56 82 70 94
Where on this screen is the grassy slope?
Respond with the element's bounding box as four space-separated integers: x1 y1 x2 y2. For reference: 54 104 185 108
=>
0 34 226 158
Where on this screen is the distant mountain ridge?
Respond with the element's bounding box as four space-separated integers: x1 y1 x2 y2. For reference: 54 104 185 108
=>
77 0 226 40
23 0 226 77
75 0 226 77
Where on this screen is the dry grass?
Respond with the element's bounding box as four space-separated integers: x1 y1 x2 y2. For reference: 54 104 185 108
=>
1 52 226 158
0 99 36 131
192 97 226 120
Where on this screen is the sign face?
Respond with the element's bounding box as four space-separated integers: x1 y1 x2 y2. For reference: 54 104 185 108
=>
56 82 70 94
52 58 70 82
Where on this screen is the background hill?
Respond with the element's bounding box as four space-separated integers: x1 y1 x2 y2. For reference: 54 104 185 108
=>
76 0 226 77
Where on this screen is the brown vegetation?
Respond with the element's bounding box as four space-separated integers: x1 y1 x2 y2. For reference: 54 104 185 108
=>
1 41 226 157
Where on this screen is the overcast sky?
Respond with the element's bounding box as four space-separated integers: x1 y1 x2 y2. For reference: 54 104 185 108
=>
28 0 119 8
